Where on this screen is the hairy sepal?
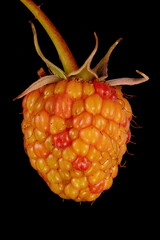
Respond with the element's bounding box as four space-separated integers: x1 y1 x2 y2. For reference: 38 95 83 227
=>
14 75 61 100
31 22 67 79
93 38 122 80
107 70 149 86
68 33 99 81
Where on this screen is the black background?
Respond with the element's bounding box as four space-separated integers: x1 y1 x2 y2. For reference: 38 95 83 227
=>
2 0 159 235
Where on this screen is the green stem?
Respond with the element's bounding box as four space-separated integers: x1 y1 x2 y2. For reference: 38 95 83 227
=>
20 0 78 74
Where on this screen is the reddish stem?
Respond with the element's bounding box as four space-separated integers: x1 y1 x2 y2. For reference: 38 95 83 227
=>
20 0 78 74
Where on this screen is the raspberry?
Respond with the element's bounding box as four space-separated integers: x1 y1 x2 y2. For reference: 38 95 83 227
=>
21 79 132 201
16 0 149 202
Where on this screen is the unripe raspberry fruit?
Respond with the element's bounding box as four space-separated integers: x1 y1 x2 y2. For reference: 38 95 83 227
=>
16 0 149 202
21 80 131 201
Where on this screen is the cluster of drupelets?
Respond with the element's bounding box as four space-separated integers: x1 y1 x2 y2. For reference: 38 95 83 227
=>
22 79 132 201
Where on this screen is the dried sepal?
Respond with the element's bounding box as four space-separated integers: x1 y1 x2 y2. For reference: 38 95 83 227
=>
68 33 99 81
14 75 61 100
107 70 149 86
93 38 122 80
31 22 67 79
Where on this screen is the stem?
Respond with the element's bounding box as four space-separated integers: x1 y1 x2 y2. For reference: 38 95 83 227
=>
20 0 78 74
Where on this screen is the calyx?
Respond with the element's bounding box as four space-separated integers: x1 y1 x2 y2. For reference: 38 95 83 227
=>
16 0 149 100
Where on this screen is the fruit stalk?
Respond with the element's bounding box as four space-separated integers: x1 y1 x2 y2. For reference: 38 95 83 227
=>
20 0 78 74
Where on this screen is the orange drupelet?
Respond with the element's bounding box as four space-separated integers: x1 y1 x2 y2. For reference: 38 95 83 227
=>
22 78 132 201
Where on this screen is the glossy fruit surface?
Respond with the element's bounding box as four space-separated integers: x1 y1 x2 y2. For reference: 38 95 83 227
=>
22 79 132 201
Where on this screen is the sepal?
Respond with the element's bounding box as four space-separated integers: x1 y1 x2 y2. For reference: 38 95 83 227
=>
31 22 67 79
14 75 61 100
107 70 149 86
68 33 99 81
93 38 122 80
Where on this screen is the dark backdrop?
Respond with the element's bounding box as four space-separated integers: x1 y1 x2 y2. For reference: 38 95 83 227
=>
2 0 159 235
